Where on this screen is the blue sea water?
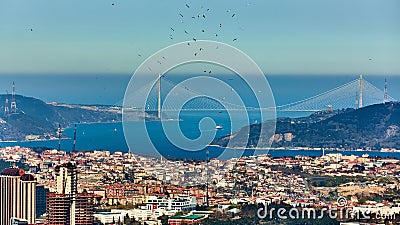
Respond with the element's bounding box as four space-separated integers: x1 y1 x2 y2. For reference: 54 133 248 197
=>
0 111 250 160
0 74 399 160
1 119 400 160
0 74 399 106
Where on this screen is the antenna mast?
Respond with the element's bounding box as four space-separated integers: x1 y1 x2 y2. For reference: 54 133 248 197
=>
57 124 62 151
4 90 9 117
206 149 209 207
384 78 388 103
10 82 17 113
72 124 77 161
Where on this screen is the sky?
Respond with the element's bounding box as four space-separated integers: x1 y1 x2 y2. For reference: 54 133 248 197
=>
0 0 399 76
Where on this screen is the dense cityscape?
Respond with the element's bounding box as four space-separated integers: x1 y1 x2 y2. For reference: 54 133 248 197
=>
1 144 400 224
0 75 398 225
1 0 399 225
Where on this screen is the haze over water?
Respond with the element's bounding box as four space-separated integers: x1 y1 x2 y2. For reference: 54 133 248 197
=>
1 0 399 160
0 74 398 107
0 74 398 160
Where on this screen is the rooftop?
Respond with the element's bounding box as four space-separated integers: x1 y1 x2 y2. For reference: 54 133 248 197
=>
170 215 204 220
21 174 35 181
1 168 25 176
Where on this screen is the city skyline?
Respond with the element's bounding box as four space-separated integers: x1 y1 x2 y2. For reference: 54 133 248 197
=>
1 146 400 224
0 1 400 224
0 0 399 75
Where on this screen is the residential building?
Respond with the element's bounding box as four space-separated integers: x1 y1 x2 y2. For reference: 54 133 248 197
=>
0 168 36 225
46 162 93 225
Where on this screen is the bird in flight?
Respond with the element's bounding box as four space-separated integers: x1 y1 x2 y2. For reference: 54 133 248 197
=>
233 38 238 41
186 4 190 8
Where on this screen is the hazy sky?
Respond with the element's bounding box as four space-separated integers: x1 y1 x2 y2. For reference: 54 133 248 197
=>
1 0 399 75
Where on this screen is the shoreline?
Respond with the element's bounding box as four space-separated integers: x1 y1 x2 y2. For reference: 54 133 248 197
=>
207 145 400 153
1 138 399 154
69 120 121 125
0 137 72 144
0 121 122 143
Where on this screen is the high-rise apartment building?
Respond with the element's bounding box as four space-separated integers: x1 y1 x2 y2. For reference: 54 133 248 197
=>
0 168 36 225
46 162 93 225
36 185 48 217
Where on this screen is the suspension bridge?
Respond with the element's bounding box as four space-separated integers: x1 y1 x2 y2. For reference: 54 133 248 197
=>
123 75 396 116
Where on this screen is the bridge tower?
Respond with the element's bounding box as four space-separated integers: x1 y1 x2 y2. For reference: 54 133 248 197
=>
4 90 9 117
10 82 17 113
384 79 388 103
157 73 162 119
359 75 363 108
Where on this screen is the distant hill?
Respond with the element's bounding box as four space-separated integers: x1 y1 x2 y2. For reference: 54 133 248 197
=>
0 95 121 141
213 102 400 149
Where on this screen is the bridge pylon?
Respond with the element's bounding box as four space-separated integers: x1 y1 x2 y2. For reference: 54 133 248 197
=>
359 75 363 108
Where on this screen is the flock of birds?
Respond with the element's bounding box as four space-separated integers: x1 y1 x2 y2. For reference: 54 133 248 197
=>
137 3 244 74
168 3 239 43
28 2 245 76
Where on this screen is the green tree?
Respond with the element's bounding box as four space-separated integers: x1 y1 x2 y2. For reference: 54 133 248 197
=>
158 214 169 225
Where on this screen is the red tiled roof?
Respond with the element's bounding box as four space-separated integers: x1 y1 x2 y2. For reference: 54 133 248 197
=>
1 168 25 176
